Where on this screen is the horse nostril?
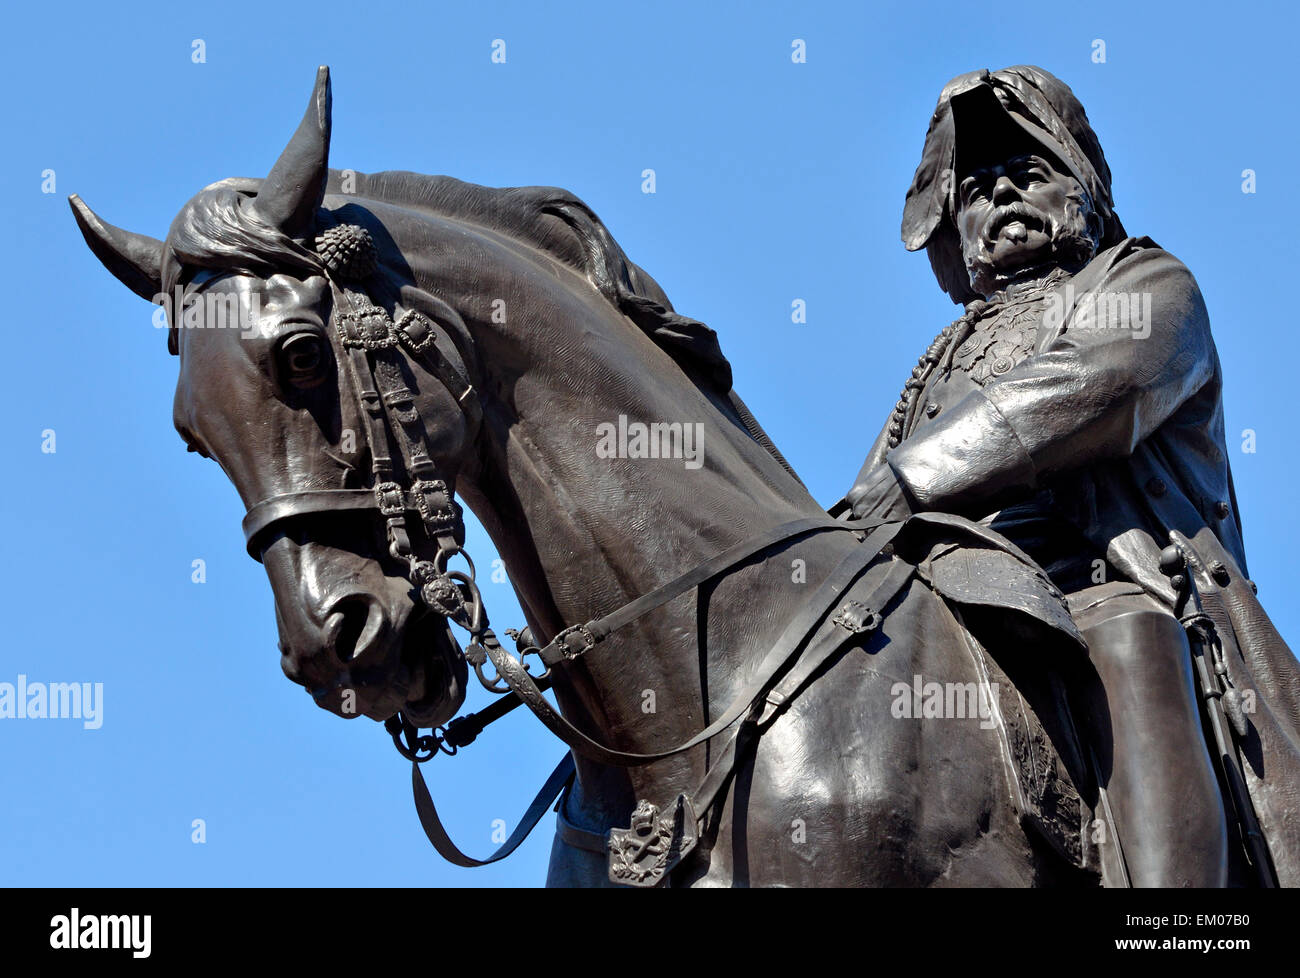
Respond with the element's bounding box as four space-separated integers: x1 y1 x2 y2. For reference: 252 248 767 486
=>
325 597 379 664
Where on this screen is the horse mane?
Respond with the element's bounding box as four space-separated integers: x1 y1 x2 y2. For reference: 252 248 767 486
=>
326 169 736 392
325 170 804 482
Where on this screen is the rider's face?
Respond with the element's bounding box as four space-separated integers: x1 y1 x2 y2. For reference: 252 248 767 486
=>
955 153 1079 284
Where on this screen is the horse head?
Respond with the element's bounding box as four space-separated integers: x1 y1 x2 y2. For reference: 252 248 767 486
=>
71 67 813 769
70 68 484 727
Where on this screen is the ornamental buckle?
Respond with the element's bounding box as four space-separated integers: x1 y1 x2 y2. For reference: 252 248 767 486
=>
339 308 396 349
395 310 438 353
607 794 698 887
833 600 883 634
543 624 596 665
375 481 406 517
411 479 458 530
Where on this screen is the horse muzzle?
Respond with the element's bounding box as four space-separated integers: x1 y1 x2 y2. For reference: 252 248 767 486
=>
266 536 469 724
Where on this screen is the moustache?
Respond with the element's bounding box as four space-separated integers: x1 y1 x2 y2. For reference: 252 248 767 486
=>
982 202 1049 245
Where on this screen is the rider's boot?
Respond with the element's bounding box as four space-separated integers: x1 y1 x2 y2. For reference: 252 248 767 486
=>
1070 585 1229 887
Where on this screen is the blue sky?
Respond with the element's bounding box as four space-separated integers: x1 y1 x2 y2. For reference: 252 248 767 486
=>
2 0 1297 886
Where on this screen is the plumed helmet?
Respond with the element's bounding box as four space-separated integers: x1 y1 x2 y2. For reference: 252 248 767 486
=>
901 65 1126 304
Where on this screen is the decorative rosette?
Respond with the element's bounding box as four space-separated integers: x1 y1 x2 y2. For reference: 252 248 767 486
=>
315 223 378 280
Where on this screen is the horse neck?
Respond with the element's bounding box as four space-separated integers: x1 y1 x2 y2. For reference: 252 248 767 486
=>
454 267 842 764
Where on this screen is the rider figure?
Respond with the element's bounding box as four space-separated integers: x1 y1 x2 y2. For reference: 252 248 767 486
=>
846 66 1300 886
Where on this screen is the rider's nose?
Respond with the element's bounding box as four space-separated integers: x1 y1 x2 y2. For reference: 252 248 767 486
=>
991 174 1019 205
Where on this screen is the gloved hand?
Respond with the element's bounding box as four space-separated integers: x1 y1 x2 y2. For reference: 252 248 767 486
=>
846 461 916 521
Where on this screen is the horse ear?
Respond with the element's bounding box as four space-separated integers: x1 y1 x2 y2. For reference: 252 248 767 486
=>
68 194 164 302
252 65 331 237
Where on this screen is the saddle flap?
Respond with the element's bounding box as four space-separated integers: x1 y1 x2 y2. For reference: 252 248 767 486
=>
910 517 1084 650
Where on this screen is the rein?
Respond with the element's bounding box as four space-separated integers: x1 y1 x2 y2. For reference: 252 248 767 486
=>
237 247 916 885
400 514 912 886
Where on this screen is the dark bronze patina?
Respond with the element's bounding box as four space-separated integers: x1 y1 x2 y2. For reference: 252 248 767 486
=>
71 66 1299 887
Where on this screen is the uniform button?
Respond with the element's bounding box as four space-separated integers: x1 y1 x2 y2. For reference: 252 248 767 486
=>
1146 478 1167 498
1214 500 1231 519
925 402 941 418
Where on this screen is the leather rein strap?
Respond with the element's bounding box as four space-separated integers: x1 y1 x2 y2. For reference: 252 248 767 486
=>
410 517 917 879
486 521 902 768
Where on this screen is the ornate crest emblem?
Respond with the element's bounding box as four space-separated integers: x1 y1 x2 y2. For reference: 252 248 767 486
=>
607 795 699 887
953 301 1044 385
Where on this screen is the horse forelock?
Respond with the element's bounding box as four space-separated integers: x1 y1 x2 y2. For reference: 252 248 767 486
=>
161 184 326 354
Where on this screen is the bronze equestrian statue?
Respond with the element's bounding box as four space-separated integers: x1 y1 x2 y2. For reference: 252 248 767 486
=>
69 66 1300 886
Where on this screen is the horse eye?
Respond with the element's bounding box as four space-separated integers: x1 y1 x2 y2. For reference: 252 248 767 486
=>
277 332 329 389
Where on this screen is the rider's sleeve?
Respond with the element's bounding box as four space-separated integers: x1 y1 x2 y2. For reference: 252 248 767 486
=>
885 242 1216 514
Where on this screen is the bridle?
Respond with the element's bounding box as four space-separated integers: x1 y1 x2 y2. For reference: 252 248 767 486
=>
240 276 483 620
229 239 916 886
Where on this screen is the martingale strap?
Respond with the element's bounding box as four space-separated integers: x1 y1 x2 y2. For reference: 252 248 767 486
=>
676 554 918 837
397 510 890 870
